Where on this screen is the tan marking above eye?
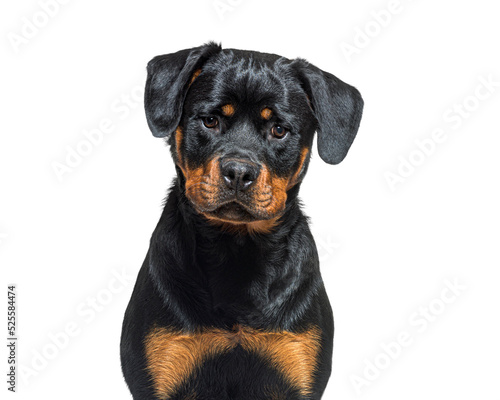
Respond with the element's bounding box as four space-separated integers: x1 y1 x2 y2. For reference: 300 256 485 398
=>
261 107 273 120
221 104 235 117
144 324 321 398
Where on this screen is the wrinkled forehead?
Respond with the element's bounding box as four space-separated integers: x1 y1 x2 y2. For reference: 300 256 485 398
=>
189 50 306 112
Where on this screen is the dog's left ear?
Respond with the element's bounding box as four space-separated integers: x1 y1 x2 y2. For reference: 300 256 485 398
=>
293 59 364 165
145 42 222 138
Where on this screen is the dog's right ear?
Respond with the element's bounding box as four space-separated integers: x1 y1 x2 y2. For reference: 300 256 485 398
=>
145 42 222 138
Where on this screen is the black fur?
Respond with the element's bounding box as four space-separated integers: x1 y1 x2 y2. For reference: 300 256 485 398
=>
121 42 363 399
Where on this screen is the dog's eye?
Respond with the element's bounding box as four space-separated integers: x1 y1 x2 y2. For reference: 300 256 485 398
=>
202 117 219 129
271 125 288 139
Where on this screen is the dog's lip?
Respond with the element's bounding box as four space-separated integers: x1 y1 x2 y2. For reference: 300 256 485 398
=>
195 195 254 214
207 201 257 223
190 191 276 222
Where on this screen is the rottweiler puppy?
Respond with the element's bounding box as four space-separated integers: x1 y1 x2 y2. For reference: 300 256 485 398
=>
120 42 363 400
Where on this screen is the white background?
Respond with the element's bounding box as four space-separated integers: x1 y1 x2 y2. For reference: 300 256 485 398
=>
1 0 499 399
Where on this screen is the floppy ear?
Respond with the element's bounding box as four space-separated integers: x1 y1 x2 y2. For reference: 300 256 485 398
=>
145 42 222 138
293 59 364 164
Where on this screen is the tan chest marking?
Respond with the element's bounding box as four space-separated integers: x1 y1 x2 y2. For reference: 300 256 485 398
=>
144 325 321 399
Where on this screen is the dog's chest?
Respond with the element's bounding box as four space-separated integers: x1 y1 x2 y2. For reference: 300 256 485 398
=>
144 324 321 399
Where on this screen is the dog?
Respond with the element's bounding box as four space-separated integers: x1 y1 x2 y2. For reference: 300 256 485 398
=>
120 42 363 400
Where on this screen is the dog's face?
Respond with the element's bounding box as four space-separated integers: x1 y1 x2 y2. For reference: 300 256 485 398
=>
176 51 317 226
145 43 363 232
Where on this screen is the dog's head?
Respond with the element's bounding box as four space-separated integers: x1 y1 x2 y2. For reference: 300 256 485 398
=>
145 43 363 232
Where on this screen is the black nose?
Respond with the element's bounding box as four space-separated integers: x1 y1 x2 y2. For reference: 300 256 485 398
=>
220 159 260 191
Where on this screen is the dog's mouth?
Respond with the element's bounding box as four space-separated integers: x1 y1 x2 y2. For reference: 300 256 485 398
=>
204 201 258 224
185 178 285 225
